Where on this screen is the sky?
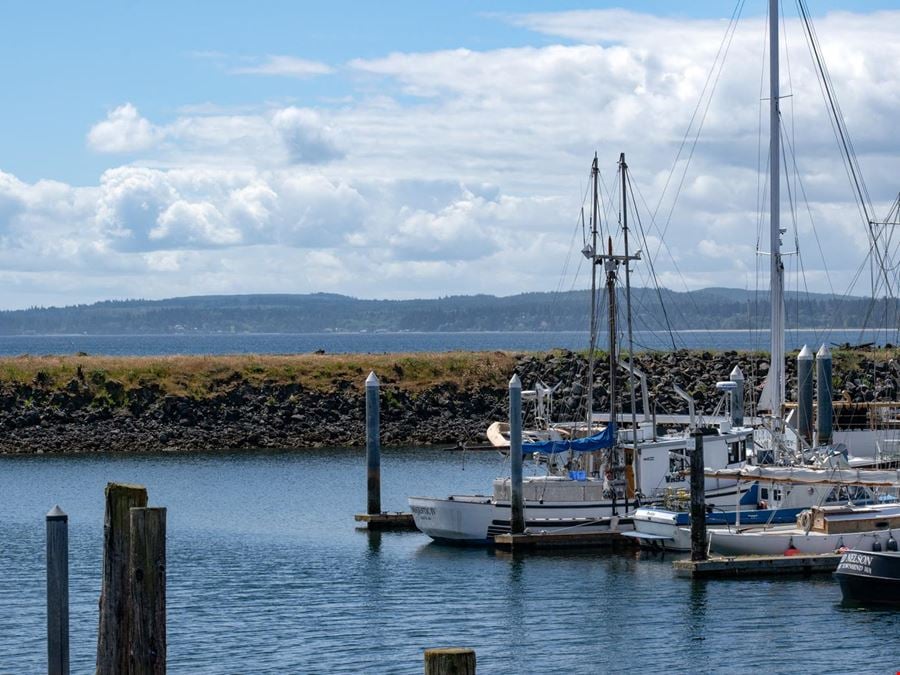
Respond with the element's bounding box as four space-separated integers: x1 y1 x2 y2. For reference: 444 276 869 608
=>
1 1 899 309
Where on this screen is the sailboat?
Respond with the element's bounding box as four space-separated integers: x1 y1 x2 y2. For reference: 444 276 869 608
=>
409 155 754 543
628 0 900 551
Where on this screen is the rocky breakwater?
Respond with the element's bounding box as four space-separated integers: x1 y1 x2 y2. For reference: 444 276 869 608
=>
0 348 896 454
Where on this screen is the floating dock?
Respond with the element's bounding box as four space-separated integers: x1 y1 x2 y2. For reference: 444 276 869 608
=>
493 526 638 551
673 553 842 579
354 512 418 531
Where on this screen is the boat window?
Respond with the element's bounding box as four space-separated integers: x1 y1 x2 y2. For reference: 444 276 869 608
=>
727 441 746 464
761 488 769 500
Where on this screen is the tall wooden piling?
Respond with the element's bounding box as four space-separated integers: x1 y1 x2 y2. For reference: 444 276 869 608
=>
509 374 525 535
366 371 381 515
690 431 708 562
424 648 476 675
46 505 69 675
129 507 166 675
97 482 148 675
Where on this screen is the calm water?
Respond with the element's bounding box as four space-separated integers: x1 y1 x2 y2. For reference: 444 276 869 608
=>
0 328 892 356
1 449 898 674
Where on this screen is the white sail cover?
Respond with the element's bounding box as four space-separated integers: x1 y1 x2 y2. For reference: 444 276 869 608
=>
703 465 900 487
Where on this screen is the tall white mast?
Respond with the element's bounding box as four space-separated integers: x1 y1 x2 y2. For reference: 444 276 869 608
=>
769 0 785 425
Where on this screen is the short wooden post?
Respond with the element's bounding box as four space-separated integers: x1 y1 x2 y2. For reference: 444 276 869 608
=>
46 505 69 675
129 507 166 675
509 374 525 534
366 371 381 515
424 648 476 675
97 482 148 675
690 431 708 562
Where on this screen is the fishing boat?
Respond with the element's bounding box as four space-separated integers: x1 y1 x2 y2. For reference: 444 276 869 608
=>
410 154 754 544
835 547 900 606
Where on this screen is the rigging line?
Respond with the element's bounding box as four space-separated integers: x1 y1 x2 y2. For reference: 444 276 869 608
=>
652 0 746 261
780 122 837 297
649 0 746 228
627 176 680 351
797 0 873 219
797 0 893 301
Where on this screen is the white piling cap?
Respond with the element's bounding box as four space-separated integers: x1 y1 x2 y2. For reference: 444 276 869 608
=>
509 373 522 388
365 371 379 386
816 344 832 360
729 365 744 381
798 344 813 360
46 504 67 518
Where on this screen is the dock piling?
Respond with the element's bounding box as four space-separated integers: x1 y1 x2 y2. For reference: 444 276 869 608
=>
816 344 833 445
366 371 381 515
509 374 525 535
797 345 814 444
424 647 476 675
46 505 69 675
96 482 148 675
129 507 167 675
690 430 707 562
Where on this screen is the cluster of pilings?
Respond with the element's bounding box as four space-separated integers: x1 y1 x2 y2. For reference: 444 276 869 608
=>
796 344 833 446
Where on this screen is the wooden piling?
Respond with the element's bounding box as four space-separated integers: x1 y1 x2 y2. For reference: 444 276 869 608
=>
509 374 524 535
97 482 148 675
424 647 476 675
46 505 69 675
129 507 166 675
689 431 707 562
366 371 381 515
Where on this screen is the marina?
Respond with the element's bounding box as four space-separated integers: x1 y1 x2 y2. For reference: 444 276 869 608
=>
4 446 900 674
3 0 900 672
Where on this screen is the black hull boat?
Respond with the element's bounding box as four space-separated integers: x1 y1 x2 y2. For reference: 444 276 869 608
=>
835 549 900 606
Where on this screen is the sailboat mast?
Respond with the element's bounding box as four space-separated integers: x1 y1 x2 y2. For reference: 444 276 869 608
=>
586 154 600 431
585 152 600 436
769 0 785 426
621 153 638 437
606 236 617 437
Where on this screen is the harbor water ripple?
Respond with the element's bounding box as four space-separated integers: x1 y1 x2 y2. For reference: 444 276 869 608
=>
2 448 899 673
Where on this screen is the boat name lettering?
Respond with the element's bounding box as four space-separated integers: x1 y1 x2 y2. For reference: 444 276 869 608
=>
843 552 873 566
411 505 436 516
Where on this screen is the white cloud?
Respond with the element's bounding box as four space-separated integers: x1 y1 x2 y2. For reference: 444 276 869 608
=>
3 8 900 307
271 108 344 164
230 55 333 78
87 103 162 153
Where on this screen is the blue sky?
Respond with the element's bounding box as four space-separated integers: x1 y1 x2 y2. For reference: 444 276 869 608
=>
0 2 898 308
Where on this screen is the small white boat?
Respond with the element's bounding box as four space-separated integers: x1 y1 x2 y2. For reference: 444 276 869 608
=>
708 502 900 556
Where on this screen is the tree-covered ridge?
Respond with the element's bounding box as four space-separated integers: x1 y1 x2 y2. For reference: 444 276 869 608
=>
0 288 895 335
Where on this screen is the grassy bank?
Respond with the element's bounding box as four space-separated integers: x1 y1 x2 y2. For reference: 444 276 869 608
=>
0 347 894 399
0 351 520 397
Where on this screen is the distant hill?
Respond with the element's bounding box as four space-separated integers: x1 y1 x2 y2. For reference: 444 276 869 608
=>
0 288 895 335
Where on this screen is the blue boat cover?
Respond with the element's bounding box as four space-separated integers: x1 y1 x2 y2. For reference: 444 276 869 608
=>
523 424 616 455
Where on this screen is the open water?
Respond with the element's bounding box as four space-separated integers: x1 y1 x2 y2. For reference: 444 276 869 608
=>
1 448 898 674
0 328 893 357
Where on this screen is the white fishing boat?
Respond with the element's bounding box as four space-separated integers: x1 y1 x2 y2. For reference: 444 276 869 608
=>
410 154 754 544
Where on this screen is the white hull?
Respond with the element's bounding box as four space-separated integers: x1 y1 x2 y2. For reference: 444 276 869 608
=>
408 494 628 543
708 526 898 556
626 509 694 551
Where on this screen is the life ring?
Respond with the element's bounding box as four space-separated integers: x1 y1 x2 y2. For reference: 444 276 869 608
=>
797 511 812 533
